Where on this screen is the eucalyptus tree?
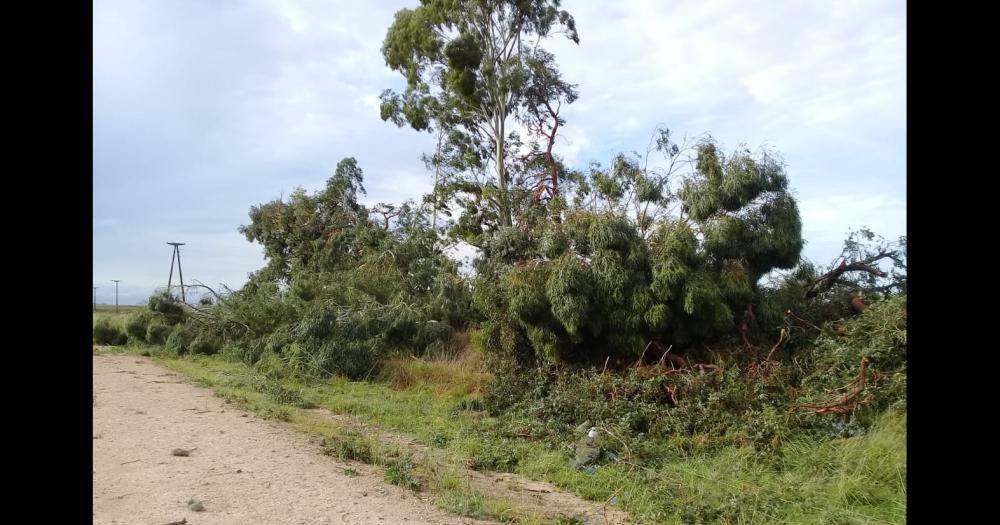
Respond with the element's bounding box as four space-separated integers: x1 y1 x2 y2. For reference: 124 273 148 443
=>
379 0 579 238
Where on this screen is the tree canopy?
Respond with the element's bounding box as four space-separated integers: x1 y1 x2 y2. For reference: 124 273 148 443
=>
380 0 579 236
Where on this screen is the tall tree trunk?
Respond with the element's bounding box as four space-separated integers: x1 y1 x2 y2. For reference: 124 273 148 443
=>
496 116 512 227
431 131 442 242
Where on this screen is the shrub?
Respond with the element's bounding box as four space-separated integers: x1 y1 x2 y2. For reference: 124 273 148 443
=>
124 312 152 343
93 318 123 345
146 323 171 345
385 455 422 490
189 337 219 355
165 325 196 355
147 290 185 324
320 430 377 464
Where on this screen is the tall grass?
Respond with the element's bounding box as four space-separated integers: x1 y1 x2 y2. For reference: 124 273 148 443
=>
380 343 487 396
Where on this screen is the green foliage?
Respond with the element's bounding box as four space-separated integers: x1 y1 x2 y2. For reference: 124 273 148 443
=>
165 324 196 355
385 455 422 490
834 228 907 296
320 430 378 464
147 290 185 325
194 159 474 380
466 433 522 472
124 312 152 343
189 337 219 356
471 134 804 366
381 0 579 230
248 370 316 408
93 317 124 345
679 140 803 280
146 323 172 345
482 293 906 464
799 295 907 430
238 157 367 282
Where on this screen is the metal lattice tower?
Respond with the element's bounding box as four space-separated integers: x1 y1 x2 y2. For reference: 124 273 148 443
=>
166 242 187 302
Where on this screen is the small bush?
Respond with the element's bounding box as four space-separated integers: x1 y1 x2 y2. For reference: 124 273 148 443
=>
93 318 123 345
125 312 152 343
320 430 377 464
385 455 422 491
147 290 185 324
189 337 219 355
146 323 171 345
165 325 196 355
466 436 521 472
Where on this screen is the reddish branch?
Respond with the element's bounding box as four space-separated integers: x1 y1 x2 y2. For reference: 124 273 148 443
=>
694 363 723 375
664 384 678 405
522 101 563 223
850 293 869 312
542 100 560 204
806 251 894 299
368 205 400 230
764 328 787 362
799 357 871 420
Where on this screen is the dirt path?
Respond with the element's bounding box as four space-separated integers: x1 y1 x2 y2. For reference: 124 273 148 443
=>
93 354 493 525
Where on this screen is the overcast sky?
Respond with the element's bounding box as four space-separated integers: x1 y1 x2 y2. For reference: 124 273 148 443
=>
93 0 905 305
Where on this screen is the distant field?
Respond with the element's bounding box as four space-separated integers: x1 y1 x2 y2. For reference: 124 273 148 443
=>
93 304 144 313
92 305 144 327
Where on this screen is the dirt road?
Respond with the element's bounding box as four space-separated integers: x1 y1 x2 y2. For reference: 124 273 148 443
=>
92 354 491 525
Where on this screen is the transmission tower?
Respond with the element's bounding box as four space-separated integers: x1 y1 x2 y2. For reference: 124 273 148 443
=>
166 242 187 302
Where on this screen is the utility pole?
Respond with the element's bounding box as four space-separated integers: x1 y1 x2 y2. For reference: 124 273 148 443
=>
111 280 122 313
93 286 98 312
166 242 187 302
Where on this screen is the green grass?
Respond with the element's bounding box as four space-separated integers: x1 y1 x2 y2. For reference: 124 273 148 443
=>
435 482 584 525
117 347 905 524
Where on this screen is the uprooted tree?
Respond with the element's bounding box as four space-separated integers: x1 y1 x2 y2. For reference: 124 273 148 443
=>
184 158 474 378
466 130 805 365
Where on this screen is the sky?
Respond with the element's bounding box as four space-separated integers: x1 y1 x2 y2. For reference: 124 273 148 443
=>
93 0 906 305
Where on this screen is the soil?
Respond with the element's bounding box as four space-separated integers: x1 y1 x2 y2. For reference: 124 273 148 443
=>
92 353 627 524
93 354 494 525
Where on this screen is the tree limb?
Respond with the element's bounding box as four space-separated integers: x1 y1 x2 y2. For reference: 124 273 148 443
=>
806 251 894 299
